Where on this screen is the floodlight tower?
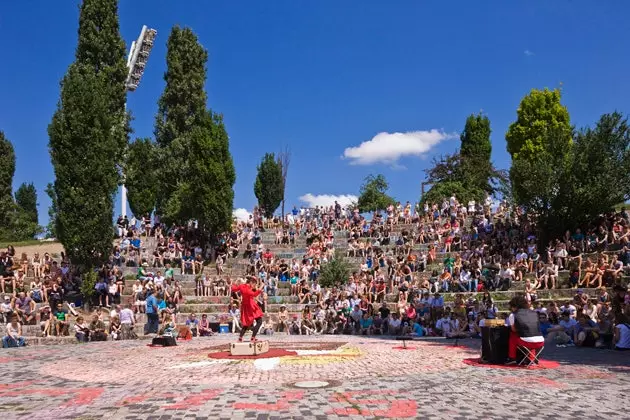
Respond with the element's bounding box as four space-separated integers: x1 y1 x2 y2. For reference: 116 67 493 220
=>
121 25 157 218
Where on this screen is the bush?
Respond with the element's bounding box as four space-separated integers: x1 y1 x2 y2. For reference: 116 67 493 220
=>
318 251 352 289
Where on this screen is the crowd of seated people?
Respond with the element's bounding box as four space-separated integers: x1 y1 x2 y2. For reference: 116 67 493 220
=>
3 195 630 350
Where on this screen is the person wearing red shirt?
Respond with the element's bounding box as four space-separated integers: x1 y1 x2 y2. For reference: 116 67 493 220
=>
231 277 264 342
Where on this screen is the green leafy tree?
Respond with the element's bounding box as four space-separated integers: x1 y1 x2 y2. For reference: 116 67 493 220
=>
155 26 209 218
509 125 573 243
15 183 38 224
126 138 157 218
507 88 572 210
318 250 352 289
48 0 127 269
0 131 15 235
44 183 58 239
357 174 396 213
254 153 283 218
422 113 507 206
506 88 571 160
567 112 630 225
155 26 235 235
460 113 493 193
165 112 236 235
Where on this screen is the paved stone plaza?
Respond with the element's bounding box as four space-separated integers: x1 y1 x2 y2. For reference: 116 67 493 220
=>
0 335 627 419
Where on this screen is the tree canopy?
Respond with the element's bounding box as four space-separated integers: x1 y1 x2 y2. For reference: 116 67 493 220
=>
422 113 506 205
126 138 158 218
506 88 571 160
155 26 235 235
48 0 127 268
15 183 38 225
357 174 396 213
0 131 15 236
317 250 352 289
254 153 284 219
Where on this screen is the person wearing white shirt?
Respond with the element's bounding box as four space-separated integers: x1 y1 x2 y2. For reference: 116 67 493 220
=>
498 264 515 291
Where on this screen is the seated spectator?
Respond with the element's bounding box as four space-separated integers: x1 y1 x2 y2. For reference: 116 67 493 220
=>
74 316 90 342
359 313 373 335
199 314 213 336
3 314 26 348
546 311 577 346
109 315 122 340
89 313 108 341
1 295 12 323
574 314 599 347
13 292 35 325
186 313 199 337
613 315 630 351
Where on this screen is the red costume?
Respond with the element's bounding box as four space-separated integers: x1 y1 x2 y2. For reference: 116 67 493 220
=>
232 283 263 327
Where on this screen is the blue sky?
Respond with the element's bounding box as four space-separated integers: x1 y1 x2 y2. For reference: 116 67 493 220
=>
1 0 629 225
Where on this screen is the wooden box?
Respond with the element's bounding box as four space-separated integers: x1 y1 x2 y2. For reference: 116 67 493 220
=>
230 340 269 356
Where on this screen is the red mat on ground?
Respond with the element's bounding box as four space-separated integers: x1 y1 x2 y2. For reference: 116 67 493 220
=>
463 358 560 370
208 348 298 360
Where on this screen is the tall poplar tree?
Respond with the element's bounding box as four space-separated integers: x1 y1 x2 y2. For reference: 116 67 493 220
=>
0 131 15 236
254 153 283 218
48 0 128 268
155 26 235 237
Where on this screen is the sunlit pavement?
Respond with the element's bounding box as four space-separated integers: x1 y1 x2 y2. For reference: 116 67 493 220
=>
0 334 628 419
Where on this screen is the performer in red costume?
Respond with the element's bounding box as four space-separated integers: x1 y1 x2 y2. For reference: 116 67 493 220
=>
231 277 264 342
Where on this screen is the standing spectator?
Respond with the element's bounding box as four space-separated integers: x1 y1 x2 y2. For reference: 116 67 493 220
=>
119 304 137 339
144 290 159 335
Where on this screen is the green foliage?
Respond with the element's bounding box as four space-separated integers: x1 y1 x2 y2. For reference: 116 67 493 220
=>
357 174 396 213
15 183 38 224
422 113 506 206
567 112 630 225
0 131 15 232
422 181 483 208
510 111 630 244
153 26 235 234
126 138 157 218
318 251 352 289
506 88 571 160
44 183 58 239
254 153 283 218
48 0 127 269
165 111 235 235
80 270 98 303
155 26 209 217
460 113 494 193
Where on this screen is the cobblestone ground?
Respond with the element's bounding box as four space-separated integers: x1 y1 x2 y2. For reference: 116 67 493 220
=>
0 335 628 419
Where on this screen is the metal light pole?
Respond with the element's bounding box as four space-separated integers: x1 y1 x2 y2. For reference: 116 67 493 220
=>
121 25 157 218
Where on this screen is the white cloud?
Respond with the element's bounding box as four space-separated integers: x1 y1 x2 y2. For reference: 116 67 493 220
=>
524 49 534 56
299 193 358 208
233 208 252 221
342 129 456 165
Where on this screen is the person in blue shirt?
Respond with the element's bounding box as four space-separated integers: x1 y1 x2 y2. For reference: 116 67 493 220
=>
538 312 553 337
359 313 373 335
574 314 598 347
144 291 159 334
411 320 425 337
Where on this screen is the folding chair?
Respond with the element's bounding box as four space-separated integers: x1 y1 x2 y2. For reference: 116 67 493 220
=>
517 342 544 367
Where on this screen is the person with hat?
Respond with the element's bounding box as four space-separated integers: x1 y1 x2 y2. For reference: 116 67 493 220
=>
1 295 12 323
231 276 264 342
